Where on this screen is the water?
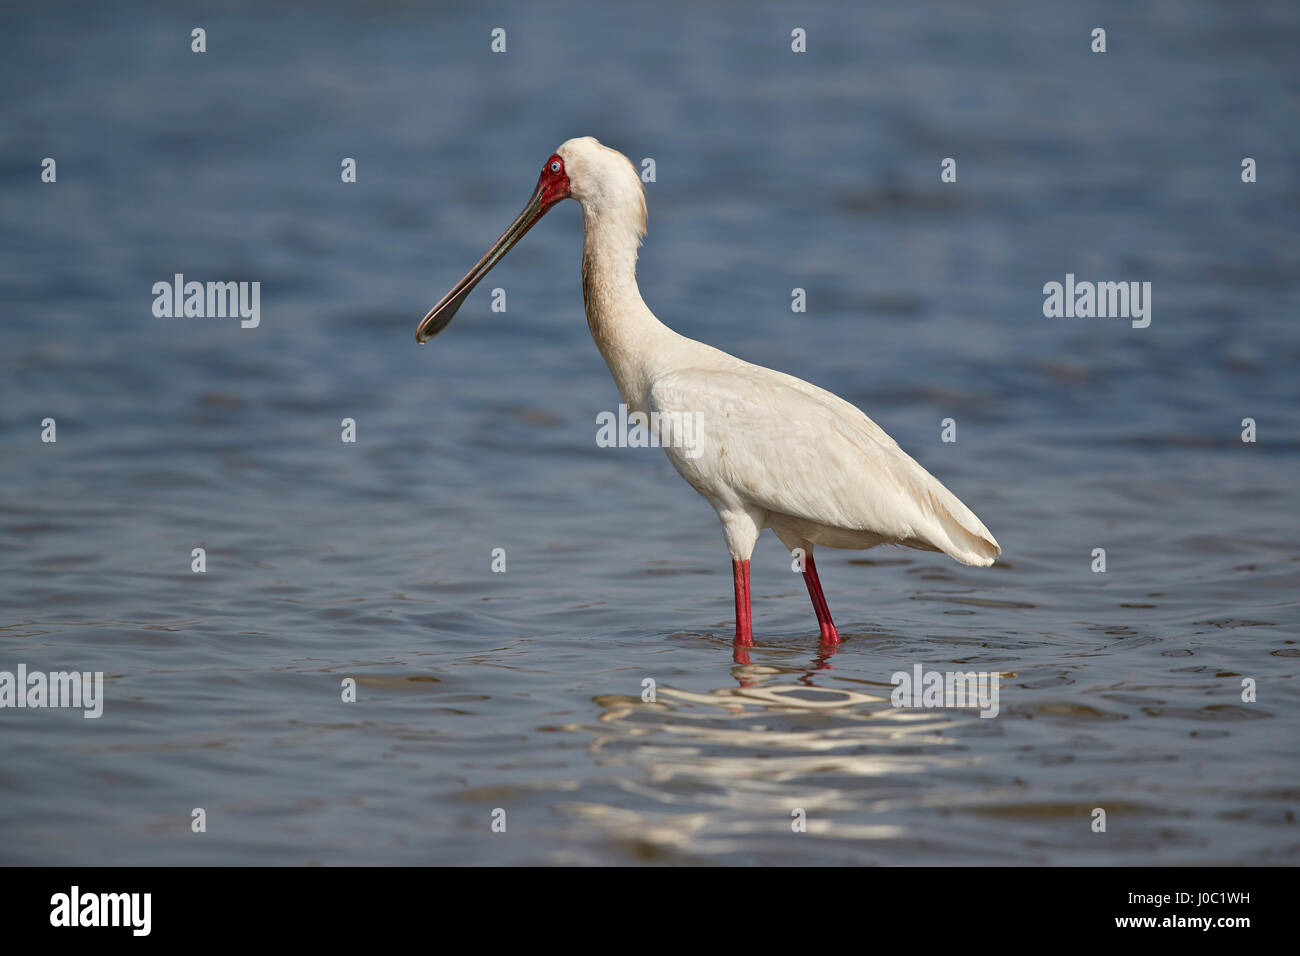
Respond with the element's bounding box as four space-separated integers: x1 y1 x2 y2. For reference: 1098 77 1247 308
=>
1 0 1297 865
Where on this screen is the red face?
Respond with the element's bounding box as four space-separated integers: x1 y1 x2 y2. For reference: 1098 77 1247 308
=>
536 153 571 211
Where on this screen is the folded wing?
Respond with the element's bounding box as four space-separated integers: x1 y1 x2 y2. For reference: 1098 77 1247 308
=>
648 366 1000 567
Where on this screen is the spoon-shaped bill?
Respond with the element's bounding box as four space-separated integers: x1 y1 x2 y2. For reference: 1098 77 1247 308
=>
415 183 552 344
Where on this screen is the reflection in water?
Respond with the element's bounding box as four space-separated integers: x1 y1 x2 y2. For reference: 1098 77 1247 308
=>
577 648 986 861
732 639 840 674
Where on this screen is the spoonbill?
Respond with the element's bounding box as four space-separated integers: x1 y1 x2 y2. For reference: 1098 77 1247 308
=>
416 137 1000 647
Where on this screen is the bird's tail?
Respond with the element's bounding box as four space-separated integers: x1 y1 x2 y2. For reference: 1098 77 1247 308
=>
921 485 1001 567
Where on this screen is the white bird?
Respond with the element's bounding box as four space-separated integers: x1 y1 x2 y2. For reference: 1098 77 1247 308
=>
417 137 1000 649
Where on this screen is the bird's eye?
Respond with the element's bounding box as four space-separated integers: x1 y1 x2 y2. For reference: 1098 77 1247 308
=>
550 160 561 173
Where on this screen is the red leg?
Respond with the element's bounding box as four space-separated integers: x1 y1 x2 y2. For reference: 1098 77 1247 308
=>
732 559 753 646
802 552 840 644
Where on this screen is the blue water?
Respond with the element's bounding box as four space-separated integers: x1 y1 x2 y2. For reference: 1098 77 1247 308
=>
1 0 1298 865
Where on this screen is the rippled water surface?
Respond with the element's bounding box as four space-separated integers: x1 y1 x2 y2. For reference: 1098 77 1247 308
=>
2 1 1298 865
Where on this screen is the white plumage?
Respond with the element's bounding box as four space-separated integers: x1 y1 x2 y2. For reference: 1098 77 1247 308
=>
417 136 1000 648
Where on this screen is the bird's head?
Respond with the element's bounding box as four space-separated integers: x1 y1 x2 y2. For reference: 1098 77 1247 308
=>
415 136 644 344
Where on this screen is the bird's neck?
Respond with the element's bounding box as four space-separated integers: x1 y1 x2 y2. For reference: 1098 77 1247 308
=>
580 211 676 407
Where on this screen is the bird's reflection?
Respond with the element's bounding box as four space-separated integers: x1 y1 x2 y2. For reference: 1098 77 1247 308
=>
580 644 970 861
730 634 839 678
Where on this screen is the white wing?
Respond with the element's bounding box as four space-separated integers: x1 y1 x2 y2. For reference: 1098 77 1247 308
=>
648 365 1000 566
